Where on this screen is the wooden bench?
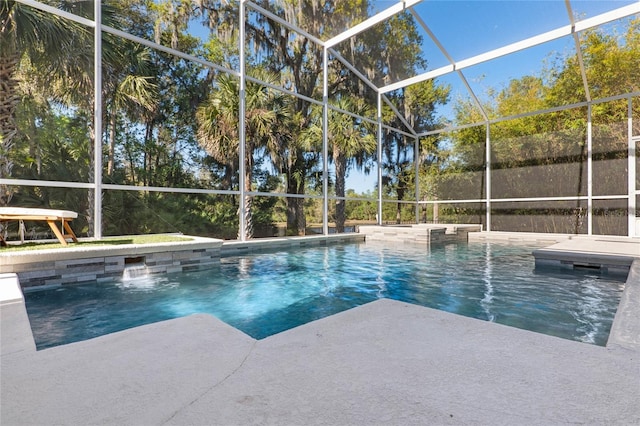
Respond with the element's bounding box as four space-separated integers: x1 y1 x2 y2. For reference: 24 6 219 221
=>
0 207 79 247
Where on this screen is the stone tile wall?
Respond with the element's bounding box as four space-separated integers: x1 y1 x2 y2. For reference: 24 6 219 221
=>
358 224 481 245
8 247 222 288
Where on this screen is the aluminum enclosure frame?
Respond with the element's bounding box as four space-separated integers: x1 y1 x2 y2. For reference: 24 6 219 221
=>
3 0 639 239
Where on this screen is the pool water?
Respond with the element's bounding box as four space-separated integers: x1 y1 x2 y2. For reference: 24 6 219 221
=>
24 241 626 349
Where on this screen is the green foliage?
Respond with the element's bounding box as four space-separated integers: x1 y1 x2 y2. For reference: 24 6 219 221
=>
344 190 377 222
426 19 639 234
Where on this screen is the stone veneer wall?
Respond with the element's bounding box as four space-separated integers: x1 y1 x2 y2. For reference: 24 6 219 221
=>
5 248 222 288
0 238 224 288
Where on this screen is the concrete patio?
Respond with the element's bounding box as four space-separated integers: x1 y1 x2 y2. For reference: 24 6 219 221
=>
2 297 639 425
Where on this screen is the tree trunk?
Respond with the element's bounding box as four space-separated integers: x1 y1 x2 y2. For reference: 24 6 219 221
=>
107 104 117 176
142 121 154 187
396 178 405 224
286 150 306 236
334 148 346 233
87 115 96 238
241 150 254 239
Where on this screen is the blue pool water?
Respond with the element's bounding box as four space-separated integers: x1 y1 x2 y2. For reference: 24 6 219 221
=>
24 242 626 349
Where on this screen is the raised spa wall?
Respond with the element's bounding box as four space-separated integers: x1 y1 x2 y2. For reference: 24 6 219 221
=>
359 224 482 245
0 236 224 288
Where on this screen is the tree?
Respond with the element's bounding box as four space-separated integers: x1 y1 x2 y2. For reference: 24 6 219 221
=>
188 1 441 235
303 97 376 232
104 44 158 177
0 0 94 205
442 18 640 234
248 0 351 235
1 1 154 238
196 69 291 239
383 79 449 223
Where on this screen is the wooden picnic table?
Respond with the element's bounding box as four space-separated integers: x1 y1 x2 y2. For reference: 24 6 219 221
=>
0 207 79 247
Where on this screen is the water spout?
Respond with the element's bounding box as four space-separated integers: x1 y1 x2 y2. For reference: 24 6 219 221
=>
122 264 148 281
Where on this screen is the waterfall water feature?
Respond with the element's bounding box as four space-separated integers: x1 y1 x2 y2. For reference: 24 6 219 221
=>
119 263 155 290
122 264 148 281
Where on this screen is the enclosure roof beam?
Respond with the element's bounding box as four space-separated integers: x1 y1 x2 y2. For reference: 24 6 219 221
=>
382 65 454 95
17 0 95 26
381 95 418 137
17 0 238 76
102 25 238 77
565 0 592 103
410 9 489 122
417 91 639 137
327 50 417 136
329 49 380 93
380 2 640 94
245 1 325 47
325 0 423 49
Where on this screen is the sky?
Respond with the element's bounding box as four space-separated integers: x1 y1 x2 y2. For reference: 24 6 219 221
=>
343 0 638 194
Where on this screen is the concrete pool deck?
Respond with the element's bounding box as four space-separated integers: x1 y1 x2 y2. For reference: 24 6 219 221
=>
2 299 639 425
1 232 640 424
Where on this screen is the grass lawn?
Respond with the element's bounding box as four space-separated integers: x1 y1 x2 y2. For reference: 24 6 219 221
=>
0 234 193 252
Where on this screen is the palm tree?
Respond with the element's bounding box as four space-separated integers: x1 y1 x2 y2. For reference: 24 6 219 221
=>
103 45 158 177
382 131 414 224
383 81 449 224
2 1 153 239
248 1 371 237
0 0 90 205
196 69 291 239
304 97 376 233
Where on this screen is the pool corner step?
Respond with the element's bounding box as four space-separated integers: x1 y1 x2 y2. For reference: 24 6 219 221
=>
1 273 37 355
532 238 640 275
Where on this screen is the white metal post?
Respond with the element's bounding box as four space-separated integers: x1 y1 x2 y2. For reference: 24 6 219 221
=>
93 0 102 239
415 135 420 223
628 97 636 237
377 93 383 225
238 1 247 241
587 102 593 235
322 48 329 235
485 123 491 231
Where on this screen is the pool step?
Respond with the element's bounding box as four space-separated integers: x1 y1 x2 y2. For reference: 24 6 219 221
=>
358 224 482 245
532 238 640 275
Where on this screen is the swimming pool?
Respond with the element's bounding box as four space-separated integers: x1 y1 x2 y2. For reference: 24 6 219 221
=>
24 241 625 349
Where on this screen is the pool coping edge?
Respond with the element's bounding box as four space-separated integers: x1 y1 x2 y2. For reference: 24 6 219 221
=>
607 259 640 350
